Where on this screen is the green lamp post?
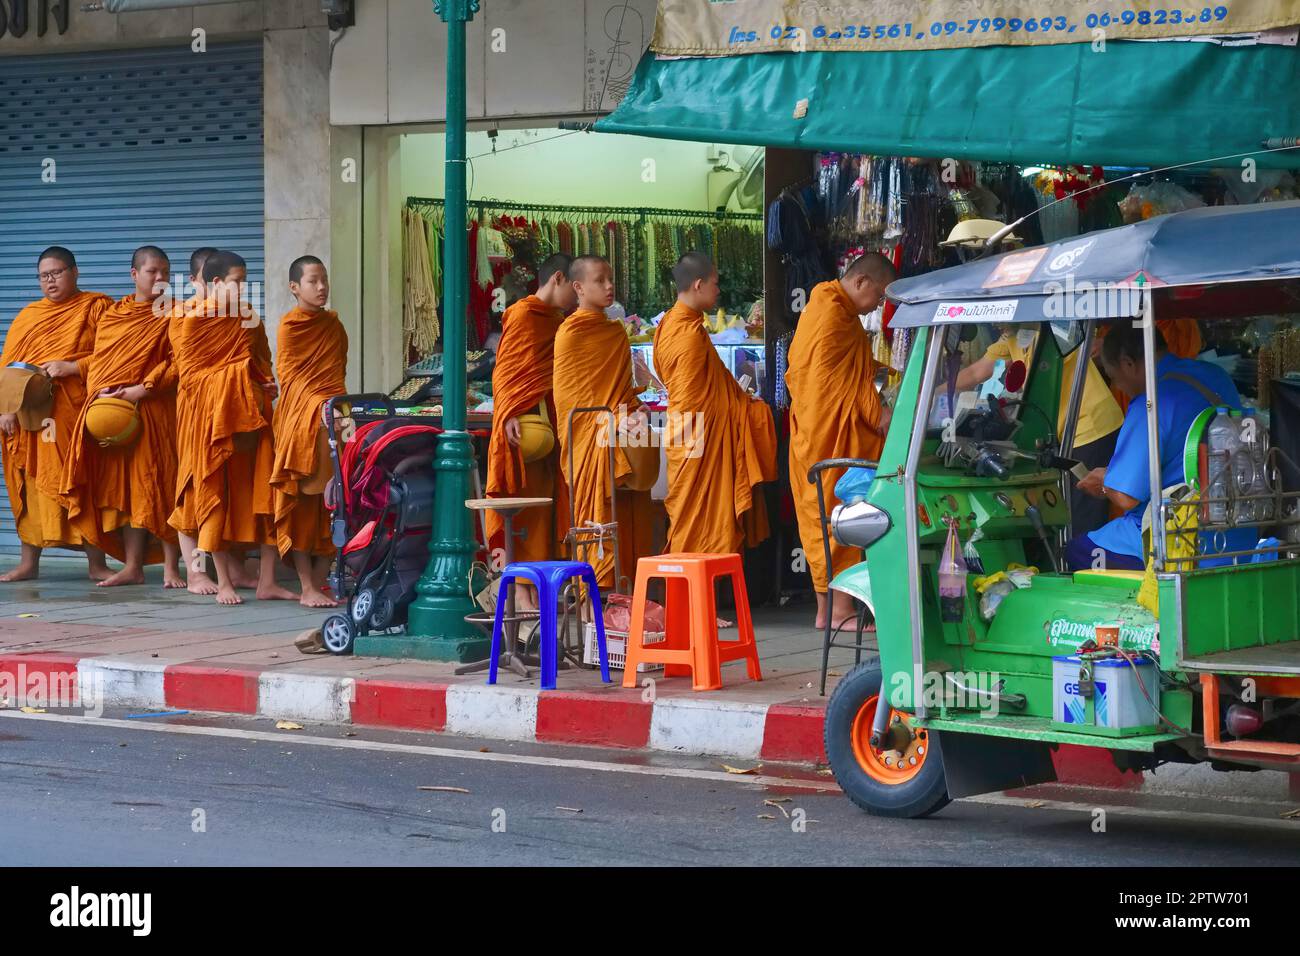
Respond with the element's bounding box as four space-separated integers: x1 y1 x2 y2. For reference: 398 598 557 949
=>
354 0 487 661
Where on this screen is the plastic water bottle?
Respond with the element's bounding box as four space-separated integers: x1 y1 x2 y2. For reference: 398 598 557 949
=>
1206 408 1238 525
1233 411 1273 523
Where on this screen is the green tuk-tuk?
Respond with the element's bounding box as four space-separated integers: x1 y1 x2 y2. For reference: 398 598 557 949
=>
823 200 1300 818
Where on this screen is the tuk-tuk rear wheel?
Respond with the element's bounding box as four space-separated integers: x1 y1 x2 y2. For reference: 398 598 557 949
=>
825 660 951 818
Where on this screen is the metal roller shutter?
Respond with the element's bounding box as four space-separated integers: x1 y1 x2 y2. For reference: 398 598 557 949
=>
0 42 264 556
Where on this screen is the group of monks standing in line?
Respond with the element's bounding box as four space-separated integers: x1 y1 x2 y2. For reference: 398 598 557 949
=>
0 245 348 608
486 249 898 630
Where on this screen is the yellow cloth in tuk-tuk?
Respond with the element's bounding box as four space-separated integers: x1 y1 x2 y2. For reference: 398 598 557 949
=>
1136 487 1199 614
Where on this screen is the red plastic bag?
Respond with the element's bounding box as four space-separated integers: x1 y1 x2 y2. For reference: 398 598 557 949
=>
602 593 665 633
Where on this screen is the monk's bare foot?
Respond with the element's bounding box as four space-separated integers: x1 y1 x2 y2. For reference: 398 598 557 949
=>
827 613 858 633
162 569 187 589
256 583 299 601
230 574 258 590
97 567 146 587
216 585 242 605
299 586 337 608
716 616 734 629
187 573 219 596
88 565 114 583
0 564 39 583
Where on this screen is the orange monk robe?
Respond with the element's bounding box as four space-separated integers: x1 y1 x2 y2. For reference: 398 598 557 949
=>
269 307 347 558
653 302 776 554
61 295 179 562
484 295 568 562
167 301 274 552
785 281 885 592
553 308 654 589
0 291 112 548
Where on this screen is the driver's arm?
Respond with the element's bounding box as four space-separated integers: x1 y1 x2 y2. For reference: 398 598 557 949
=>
954 356 996 392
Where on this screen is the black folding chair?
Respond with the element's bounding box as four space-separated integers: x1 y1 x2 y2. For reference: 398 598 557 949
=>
808 457 879 696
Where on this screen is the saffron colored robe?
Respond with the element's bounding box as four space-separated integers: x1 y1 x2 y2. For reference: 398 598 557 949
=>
484 295 567 562
785 281 885 591
167 301 274 552
61 295 179 561
269 307 347 558
553 307 654 589
0 291 112 548
653 301 776 554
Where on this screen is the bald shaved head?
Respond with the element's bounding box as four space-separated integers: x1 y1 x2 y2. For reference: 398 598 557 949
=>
672 251 716 292
843 252 897 285
567 254 608 283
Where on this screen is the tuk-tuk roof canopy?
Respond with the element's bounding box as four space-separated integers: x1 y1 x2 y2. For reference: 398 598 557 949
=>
886 200 1300 328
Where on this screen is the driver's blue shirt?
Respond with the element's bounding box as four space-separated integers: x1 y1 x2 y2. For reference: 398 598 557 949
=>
1089 353 1253 563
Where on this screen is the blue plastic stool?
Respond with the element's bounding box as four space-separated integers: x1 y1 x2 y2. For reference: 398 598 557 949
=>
488 560 610 690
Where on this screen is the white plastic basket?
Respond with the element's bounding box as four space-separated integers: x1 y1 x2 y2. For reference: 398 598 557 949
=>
582 621 664 673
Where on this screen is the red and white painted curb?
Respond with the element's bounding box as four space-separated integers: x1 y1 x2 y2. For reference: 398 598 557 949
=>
0 651 1140 787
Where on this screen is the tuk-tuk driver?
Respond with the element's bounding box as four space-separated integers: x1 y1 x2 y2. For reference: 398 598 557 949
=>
1064 320 1251 571
955 323 1123 536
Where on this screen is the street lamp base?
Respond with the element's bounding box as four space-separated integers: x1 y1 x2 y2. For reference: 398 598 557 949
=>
354 619 489 662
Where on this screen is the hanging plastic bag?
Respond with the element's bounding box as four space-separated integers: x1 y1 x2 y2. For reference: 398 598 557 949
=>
938 519 968 622
834 466 877 505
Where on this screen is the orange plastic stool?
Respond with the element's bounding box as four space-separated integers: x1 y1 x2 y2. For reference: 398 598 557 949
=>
620 553 762 691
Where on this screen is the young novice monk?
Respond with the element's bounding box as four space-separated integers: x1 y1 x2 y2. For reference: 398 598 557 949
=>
169 247 221 594
654 251 776 557
0 247 113 582
552 255 654 590
786 252 897 631
169 251 291 605
485 252 575 609
62 246 183 587
269 256 347 607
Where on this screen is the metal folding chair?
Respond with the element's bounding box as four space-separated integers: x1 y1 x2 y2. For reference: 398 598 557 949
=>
808 457 879 696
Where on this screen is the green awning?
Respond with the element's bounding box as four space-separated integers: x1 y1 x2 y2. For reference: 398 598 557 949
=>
596 41 1300 169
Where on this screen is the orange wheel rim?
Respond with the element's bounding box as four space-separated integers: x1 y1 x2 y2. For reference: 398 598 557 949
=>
850 694 928 784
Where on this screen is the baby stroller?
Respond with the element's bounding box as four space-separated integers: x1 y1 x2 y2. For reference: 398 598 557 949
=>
320 395 442 654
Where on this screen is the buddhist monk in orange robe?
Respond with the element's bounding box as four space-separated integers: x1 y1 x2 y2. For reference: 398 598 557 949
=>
786 253 897 630
61 246 183 588
269 256 348 607
0 247 113 583
484 253 575 608
168 250 291 605
553 256 654 590
654 252 776 555
166 247 222 594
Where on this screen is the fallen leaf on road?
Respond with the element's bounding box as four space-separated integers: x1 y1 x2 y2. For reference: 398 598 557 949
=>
721 763 763 775
17 613 38 618
815 768 834 776
764 799 791 819
756 814 776 820
765 796 792 803
418 786 470 794
275 720 304 731
478 747 491 753
556 806 583 813
1281 808 1300 820
1026 800 1045 808
342 731 357 738
0 697 8 709
20 705 45 714
828 670 841 677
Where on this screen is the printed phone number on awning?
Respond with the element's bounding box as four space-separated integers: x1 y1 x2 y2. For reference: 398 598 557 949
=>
730 6 1232 45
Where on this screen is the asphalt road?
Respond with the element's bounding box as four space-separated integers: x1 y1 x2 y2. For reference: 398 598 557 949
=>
1 709 1298 866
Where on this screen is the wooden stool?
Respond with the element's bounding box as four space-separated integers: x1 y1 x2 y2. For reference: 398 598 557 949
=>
621 553 762 691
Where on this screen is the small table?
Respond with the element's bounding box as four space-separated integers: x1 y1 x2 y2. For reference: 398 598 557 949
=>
458 497 553 678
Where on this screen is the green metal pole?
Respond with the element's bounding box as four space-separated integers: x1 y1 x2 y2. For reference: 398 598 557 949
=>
356 0 486 661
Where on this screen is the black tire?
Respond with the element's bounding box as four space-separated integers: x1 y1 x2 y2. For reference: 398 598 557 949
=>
824 660 951 819
370 597 394 630
321 614 356 655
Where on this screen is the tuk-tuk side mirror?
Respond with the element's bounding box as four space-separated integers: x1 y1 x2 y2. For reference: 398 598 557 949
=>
832 500 892 550
1050 321 1086 356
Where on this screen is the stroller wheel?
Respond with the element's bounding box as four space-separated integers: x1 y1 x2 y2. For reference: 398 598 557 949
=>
321 614 356 655
351 588 375 625
370 597 395 631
